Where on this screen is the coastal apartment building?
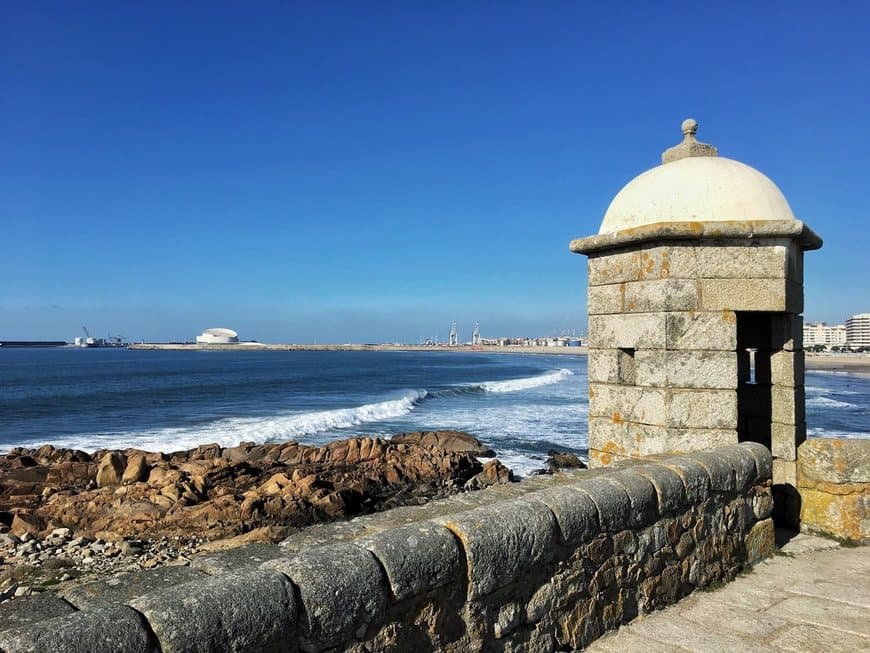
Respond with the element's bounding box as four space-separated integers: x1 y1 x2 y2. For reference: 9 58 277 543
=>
803 321 847 348
846 313 870 347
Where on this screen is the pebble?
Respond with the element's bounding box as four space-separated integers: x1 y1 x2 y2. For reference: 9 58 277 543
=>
0 530 208 603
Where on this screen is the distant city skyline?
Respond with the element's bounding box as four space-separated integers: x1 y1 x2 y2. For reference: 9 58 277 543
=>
3 3 869 342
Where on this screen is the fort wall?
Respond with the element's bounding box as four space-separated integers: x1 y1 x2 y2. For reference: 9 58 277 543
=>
0 443 774 652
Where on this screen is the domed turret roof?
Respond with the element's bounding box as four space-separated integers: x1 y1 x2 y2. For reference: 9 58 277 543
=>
599 119 796 234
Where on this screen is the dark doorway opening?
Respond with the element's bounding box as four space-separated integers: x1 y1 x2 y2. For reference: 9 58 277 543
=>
736 312 777 449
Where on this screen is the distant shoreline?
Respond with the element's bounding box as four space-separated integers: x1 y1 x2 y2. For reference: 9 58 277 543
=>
127 343 588 355
806 354 870 374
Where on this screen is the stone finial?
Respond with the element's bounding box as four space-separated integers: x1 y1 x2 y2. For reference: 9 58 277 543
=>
662 118 718 164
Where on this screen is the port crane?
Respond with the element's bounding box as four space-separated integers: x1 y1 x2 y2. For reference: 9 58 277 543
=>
448 322 459 347
471 322 481 346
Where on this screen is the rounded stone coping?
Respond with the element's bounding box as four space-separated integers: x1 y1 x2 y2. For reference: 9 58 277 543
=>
570 219 822 255
0 444 774 651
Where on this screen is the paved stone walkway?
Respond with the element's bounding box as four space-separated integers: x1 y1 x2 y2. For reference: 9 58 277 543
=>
587 533 870 652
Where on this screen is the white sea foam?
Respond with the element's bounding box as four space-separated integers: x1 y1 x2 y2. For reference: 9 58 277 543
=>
806 385 859 396
808 427 870 439
17 390 428 454
479 369 574 393
806 396 855 409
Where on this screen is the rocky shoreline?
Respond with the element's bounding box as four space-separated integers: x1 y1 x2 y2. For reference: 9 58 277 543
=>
0 431 513 599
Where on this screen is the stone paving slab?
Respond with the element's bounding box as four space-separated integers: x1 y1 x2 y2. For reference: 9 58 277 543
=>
586 533 870 652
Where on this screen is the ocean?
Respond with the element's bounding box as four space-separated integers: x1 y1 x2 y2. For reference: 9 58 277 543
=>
1 349 868 475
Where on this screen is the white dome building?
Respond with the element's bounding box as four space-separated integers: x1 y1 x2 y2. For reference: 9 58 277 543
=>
196 328 239 344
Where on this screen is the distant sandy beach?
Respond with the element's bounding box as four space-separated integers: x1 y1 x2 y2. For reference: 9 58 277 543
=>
128 343 588 356
806 354 870 374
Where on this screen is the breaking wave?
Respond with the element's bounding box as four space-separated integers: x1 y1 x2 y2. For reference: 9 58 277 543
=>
478 369 575 393
14 368 578 454
17 390 429 453
806 396 856 409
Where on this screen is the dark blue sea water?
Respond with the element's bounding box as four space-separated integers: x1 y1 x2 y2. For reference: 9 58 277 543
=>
0 349 867 475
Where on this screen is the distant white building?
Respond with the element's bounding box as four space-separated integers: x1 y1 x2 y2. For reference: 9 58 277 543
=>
803 322 847 349
196 328 239 344
846 313 870 348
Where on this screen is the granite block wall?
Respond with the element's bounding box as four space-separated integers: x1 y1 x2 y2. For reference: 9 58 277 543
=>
797 438 869 543
0 444 774 653
585 239 805 479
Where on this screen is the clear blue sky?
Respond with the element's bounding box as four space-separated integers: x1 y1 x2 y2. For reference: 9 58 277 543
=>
3 2 868 343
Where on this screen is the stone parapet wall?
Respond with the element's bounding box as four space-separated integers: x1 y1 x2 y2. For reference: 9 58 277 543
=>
798 438 869 543
0 444 774 652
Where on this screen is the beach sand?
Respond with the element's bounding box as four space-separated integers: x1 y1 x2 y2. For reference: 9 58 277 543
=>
805 354 870 374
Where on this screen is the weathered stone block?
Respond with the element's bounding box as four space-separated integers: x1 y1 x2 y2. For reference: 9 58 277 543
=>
640 244 698 279
0 606 152 653
739 442 773 480
262 543 387 651
191 542 286 576
771 422 805 461
0 593 75 632
700 278 797 312
745 518 775 565
524 486 599 547
623 279 699 312
666 311 737 351
770 350 805 387
772 458 797 486
635 350 737 389
603 471 658 527
799 486 869 543
798 438 870 485
356 522 461 602
589 383 666 426
128 568 297 653
571 477 631 532
667 389 737 429
589 313 667 349
752 487 774 520
717 445 759 492
663 427 737 452
279 517 379 554
695 244 788 279
797 440 869 542
661 457 712 503
684 451 736 493
588 250 642 285
632 464 688 515
60 566 206 610
588 418 670 461
588 349 619 383
587 284 624 314
434 499 558 599
771 386 805 425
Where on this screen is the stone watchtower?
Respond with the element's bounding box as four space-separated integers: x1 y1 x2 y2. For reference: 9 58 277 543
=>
570 119 821 518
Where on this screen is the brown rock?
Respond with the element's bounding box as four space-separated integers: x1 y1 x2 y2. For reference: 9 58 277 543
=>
392 430 496 457
547 450 587 470
122 454 149 484
260 473 293 496
0 430 490 544
464 459 514 490
10 514 40 538
95 452 126 488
